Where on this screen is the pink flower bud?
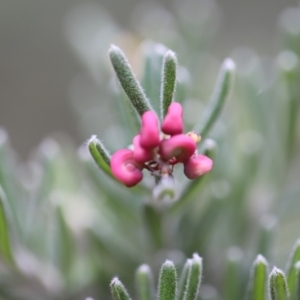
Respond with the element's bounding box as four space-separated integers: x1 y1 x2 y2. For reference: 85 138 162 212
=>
162 102 183 135
111 149 144 187
183 154 213 179
159 134 196 163
140 111 160 149
133 135 154 163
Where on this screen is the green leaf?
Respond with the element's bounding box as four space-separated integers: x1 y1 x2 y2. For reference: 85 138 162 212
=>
184 254 203 300
286 239 300 298
0 186 14 265
194 58 235 139
295 262 300 300
160 50 177 119
135 264 155 300
177 259 192 300
257 215 277 262
277 50 299 158
88 135 112 178
269 267 289 300
158 260 177 300
247 255 268 300
54 206 74 277
112 79 141 137
223 247 243 300
0 129 22 239
110 277 132 300
141 41 167 113
143 203 164 250
109 45 153 116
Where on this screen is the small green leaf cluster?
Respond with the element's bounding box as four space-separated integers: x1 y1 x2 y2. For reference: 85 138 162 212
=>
106 243 300 300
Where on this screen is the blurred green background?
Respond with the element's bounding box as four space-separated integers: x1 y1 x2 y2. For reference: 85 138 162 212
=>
0 0 295 158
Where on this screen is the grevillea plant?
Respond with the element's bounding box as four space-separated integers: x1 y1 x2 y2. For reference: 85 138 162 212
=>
0 2 299 300
88 45 235 203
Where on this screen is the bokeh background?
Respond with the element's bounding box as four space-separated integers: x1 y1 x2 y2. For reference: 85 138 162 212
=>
1 1 300 299
0 0 295 159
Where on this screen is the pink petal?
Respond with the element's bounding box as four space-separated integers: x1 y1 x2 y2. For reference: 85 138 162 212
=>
159 134 196 163
184 154 213 179
162 102 183 135
140 111 160 149
111 149 144 187
133 135 154 163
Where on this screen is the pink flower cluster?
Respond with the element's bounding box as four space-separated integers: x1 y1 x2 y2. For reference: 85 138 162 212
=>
110 102 213 187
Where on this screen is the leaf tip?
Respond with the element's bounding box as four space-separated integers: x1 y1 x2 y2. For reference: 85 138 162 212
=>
255 254 268 265
137 264 151 274
165 50 177 61
110 276 121 287
223 58 236 72
192 253 203 264
270 266 284 277
87 134 97 146
163 259 175 267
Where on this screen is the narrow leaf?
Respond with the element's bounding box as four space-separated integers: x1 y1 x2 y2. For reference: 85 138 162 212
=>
0 186 14 264
295 262 300 300
177 259 192 300
277 50 299 159
0 129 22 239
109 45 153 116
55 206 73 276
111 277 132 300
269 267 289 300
194 58 235 139
141 41 167 112
88 135 112 178
247 255 268 300
286 239 300 297
111 78 140 137
257 215 277 262
143 204 164 250
135 264 155 300
184 254 203 300
223 247 243 300
158 260 177 300
161 51 177 119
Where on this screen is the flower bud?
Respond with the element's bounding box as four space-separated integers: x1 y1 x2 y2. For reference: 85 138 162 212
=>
111 149 144 187
161 102 183 135
159 134 196 163
133 135 154 163
183 154 213 179
140 111 160 149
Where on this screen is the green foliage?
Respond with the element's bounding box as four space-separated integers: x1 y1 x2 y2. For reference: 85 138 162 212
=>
111 278 132 300
135 264 155 300
160 51 178 119
0 186 14 265
109 45 153 117
269 267 289 300
158 260 177 300
107 252 300 300
193 58 235 140
247 255 268 300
